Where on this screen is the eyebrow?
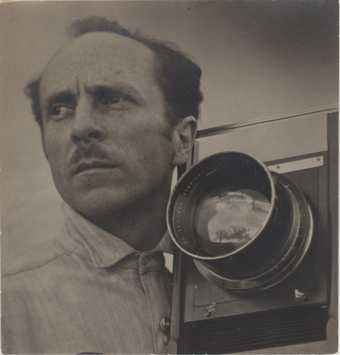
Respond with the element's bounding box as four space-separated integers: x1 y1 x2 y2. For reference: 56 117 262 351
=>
45 90 76 109
85 83 146 104
44 83 146 109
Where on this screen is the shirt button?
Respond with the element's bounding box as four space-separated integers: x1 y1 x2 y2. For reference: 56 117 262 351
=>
159 316 171 334
162 333 170 346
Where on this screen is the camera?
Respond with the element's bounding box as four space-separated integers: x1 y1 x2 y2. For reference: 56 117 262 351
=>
168 111 338 353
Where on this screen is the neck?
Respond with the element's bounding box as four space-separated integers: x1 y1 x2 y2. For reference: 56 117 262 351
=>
86 184 171 251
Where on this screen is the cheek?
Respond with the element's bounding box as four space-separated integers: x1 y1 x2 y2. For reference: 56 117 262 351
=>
42 120 71 150
128 127 173 164
115 135 174 187
136 140 174 185
106 112 174 165
42 126 70 175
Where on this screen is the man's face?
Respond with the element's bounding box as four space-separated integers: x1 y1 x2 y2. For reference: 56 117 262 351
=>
39 32 179 220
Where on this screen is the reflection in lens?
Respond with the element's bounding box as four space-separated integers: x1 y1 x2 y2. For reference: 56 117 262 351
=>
194 188 271 256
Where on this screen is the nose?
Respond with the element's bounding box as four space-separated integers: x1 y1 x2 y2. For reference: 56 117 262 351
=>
71 97 105 145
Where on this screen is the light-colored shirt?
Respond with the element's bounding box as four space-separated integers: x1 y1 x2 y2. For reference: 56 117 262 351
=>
2 205 173 354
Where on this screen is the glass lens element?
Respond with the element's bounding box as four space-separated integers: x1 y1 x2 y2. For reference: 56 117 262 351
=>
194 188 271 256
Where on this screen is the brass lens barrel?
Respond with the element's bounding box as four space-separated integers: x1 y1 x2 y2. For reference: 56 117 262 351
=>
167 151 313 291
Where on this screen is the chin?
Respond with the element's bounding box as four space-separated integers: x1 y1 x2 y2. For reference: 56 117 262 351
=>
63 186 141 220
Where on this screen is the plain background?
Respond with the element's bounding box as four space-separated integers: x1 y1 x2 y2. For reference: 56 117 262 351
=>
1 1 338 353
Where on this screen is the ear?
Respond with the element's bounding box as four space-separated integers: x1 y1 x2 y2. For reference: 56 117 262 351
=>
172 116 197 166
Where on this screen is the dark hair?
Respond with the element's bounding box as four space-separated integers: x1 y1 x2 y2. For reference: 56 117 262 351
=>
25 16 203 126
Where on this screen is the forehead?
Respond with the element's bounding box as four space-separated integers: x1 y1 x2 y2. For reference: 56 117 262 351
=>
40 32 158 99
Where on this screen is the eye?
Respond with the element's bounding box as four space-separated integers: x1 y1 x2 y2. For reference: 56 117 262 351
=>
95 88 135 110
98 93 125 106
48 104 74 120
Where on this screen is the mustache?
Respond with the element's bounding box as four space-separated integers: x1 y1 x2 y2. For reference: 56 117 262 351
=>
69 144 111 166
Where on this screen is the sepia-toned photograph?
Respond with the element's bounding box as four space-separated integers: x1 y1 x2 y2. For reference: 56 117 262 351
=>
1 1 338 354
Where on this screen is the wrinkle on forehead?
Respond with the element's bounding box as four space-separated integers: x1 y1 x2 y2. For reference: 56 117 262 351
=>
39 32 159 102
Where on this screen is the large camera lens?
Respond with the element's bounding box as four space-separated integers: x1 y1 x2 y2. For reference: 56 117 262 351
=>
167 151 313 291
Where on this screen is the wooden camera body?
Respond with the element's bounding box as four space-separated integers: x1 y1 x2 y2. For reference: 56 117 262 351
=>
169 111 338 353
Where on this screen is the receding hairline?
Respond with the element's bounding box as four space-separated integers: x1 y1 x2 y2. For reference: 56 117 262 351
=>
40 30 158 82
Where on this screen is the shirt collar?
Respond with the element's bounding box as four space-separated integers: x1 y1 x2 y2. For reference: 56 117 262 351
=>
60 203 173 269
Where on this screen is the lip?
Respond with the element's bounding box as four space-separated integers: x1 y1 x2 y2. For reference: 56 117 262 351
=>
71 160 118 176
